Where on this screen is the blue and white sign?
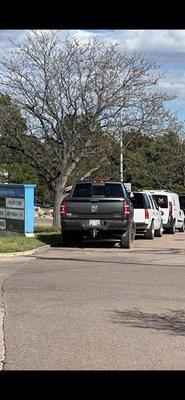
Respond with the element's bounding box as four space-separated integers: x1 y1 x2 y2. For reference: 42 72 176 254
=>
0 187 24 198
0 184 36 236
6 198 25 209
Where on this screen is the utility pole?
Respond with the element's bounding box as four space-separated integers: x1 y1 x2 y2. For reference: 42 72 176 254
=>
120 133 123 182
120 110 123 182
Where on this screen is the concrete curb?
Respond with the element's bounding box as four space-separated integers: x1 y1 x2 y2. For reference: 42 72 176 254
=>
0 304 4 370
0 244 51 258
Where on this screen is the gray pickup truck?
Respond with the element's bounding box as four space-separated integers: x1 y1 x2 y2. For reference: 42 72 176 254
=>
60 179 135 248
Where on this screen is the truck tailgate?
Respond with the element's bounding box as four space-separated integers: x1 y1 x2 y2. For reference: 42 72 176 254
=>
66 198 125 219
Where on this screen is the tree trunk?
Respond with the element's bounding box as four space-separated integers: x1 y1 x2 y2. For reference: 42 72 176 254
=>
53 181 66 228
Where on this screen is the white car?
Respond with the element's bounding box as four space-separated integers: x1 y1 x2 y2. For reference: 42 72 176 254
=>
142 190 185 233
132 191 163 239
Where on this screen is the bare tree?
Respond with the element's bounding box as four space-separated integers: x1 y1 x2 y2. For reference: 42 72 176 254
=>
0 30 176 227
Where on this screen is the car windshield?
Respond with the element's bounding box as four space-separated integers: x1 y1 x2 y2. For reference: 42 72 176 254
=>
72 183 124 198
152 195 168 208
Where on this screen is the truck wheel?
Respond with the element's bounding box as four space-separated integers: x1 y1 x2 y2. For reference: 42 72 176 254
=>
144 220 154 239
121 223 133 249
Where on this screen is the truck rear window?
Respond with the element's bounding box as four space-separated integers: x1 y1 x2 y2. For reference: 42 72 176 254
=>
72 183 124 198
152 195 168 208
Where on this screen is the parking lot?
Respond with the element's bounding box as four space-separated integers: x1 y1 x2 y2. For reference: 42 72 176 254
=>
0 230 185 370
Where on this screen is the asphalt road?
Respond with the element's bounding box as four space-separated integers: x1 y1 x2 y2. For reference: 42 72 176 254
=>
1 232 185 370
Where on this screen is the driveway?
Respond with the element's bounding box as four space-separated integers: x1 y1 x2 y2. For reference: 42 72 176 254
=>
0 255 33 369
1 232 185 370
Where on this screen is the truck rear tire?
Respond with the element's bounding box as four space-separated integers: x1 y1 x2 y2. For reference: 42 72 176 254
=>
121 222 135 249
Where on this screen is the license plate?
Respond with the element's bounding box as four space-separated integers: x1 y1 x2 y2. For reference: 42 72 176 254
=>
89 219 100 226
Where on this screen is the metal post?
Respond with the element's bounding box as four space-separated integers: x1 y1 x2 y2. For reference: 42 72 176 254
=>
120 134 123 182
119 108 124 182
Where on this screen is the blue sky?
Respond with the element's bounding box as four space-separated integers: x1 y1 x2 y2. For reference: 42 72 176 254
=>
1 29 185 123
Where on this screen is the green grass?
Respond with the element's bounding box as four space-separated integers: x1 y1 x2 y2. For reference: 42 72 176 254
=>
0 227 61 253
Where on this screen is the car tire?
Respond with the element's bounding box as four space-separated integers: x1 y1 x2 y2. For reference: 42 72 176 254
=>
155 221 163 237
121 223 134 249
168 219 176 234
179 221 185 232
144 220 155 239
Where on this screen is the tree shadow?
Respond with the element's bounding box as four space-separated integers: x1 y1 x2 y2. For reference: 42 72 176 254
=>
29 254 185 268
109 309 185 336
130 248 182 255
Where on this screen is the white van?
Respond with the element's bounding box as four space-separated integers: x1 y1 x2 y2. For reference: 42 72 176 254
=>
142 190 185 233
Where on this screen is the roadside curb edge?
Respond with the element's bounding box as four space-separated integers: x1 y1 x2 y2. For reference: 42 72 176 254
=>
0 244 51 258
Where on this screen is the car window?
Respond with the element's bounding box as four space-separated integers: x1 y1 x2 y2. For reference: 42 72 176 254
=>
145 194 153 209
152 197 159 210
72 183 92 198
94 183 124 197
179 196 185 210
132 193 146 208
152 195 168 208
148 195 156 209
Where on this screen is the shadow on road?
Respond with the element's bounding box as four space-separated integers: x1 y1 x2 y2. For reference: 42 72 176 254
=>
109 309 185 336
29 254 185 269
130 248 182 255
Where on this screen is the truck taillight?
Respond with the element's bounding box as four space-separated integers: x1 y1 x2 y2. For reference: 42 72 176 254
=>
145 208 149 219
123 201 130 219
169 201 173 217
60 201 68 218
